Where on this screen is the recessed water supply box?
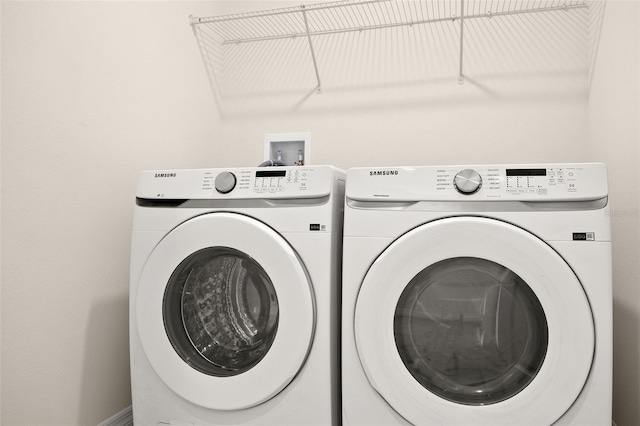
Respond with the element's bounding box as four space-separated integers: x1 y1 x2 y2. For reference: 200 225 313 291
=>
264 132 311 166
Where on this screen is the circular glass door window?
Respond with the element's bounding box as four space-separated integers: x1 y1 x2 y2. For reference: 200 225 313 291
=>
163 247 279 376
394 257 548 405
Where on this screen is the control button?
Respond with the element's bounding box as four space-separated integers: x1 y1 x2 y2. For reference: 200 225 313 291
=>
453 169 483 195
214 171 237 194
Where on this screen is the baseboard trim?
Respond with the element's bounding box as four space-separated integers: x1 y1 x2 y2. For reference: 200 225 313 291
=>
97 405 133 426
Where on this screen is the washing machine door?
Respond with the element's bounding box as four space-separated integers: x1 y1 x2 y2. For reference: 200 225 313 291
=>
355 216 594 425
136 212 314 410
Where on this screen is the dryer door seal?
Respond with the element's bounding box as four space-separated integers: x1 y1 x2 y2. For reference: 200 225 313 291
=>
355 216 594 425
136 212 315 411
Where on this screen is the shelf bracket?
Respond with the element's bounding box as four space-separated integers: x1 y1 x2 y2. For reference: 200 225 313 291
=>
301 5 323 93
458 0 465 84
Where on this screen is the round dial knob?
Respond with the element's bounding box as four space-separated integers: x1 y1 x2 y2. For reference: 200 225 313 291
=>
214 171 237 194
453 169 482 194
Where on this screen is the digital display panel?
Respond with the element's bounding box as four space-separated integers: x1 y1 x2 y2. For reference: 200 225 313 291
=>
506 169 547 177
256 170 287 178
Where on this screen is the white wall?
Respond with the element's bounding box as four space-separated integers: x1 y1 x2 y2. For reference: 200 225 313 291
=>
1 0 637 425
1 2 219 424
587 2 640 425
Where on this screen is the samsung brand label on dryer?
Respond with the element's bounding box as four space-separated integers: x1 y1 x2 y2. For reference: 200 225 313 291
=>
154 173 177 178
369 170 399 176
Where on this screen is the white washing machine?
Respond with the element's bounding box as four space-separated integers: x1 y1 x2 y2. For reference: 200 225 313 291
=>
130 166 344 425
342 163 612 426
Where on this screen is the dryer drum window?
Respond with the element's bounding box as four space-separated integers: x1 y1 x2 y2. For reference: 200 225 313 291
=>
394 257 548 405
163 247 279 377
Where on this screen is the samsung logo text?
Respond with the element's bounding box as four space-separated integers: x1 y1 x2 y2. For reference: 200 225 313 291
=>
369 170 399 176
155 173 177 178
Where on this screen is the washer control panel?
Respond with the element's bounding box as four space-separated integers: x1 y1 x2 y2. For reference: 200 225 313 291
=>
347 163 608 202
206 168 318 195
137 166 336 200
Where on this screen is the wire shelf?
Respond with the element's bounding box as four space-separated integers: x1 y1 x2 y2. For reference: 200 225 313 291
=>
190 0 589 95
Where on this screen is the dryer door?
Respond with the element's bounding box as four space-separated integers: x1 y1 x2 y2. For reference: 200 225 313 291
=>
136 212 314 410
355 217 594 425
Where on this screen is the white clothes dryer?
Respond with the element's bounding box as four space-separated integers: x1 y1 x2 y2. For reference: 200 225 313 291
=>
130 166 344 425
342 163 612 426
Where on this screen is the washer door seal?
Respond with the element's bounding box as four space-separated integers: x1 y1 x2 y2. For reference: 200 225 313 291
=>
163 246 280 377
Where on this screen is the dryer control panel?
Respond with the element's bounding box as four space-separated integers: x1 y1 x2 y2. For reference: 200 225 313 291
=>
137 166 341 200
347 163 608 202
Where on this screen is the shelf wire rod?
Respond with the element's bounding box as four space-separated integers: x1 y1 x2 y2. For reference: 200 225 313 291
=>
305 0 392 14
223 18 251 40
362 2 377 28
194 6 306 25
403 1 411 25
340 4 356 28
419 0 428 21
380 0 393 24
411 1 421 24
389 1 400 25
263 13 293 37
199 22 222 43
459 0 465 84
340 6 356 30
299 0 364 12
237 16 266 39
340 5 356 29
317 8 330 31
202 18 230 41
400 0 410 25
328 6 345 31
220 14 476 44
374 1 387 26
301 6 323 93
462 2 586 22
247 15 273 39
322 7 337 31
416 0 423 21
214 0 587 45
270 12 294 38
401 0 411 23
526 0 533 12
342 4 359 30
312 8 328 32
341 3 359 30
365 2 378 27
278 10 305 37
217 24 241 43
414 0 423 22
533 2 588 45
224 17 256 40
314 8 326 31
